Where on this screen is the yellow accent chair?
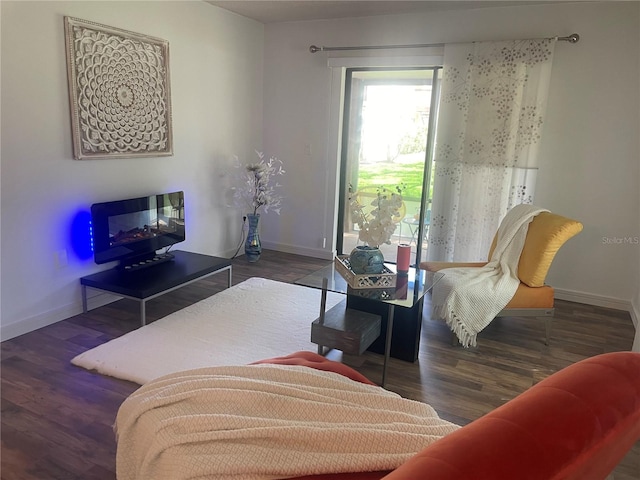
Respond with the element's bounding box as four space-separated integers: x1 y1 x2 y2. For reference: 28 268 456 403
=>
420 211 583 345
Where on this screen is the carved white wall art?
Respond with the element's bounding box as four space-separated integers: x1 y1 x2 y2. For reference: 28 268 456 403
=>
64 17 173 160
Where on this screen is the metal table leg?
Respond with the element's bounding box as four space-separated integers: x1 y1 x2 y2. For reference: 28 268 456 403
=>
140 300 146 326
381 304 394 388
81 285 88 313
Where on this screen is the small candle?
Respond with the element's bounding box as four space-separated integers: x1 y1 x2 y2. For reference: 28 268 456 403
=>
397 243 411 272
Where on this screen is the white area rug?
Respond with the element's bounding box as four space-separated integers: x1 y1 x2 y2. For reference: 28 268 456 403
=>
71 277 343 385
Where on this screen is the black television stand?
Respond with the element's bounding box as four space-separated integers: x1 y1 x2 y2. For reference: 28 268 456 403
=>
119 252 175 272
80 250 233 326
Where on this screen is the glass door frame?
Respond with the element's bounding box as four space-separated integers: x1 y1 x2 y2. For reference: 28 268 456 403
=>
336 66 442 268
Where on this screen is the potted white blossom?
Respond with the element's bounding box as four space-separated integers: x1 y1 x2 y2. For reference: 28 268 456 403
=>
233 151 285 216
348 185 404 274
232 151 285 262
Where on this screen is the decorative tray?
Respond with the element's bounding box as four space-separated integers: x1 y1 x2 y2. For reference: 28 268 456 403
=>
334 255 396 289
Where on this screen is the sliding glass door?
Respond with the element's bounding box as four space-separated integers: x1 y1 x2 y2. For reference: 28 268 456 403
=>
337 67 441 267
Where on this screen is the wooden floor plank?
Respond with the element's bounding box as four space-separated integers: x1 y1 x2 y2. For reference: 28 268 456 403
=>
1 249 637 479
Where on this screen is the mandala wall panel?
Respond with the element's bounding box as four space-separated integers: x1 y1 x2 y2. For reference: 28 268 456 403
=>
64 17 173 160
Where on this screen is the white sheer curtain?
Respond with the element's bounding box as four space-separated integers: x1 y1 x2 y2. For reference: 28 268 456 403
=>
427 39 556 262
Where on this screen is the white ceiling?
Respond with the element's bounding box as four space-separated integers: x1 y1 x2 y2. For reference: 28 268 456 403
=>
205 1 562 24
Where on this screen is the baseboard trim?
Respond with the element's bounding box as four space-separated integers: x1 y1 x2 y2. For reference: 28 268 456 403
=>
260 241 334 260
556 288 639 352
3 252 636 347
1 291 121 342
1 304 77 342
258 247 638 318
631 301 639 329
554 288 632 312
631 293 640 352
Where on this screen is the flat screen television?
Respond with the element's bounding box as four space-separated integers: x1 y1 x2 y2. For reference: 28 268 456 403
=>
91 191 185 269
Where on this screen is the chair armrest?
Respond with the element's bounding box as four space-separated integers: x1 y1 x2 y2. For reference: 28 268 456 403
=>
382 352 640 480
420 261 488 272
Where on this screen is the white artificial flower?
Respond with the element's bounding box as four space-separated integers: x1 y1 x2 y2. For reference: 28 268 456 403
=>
232 151 285 215
349 186 404 247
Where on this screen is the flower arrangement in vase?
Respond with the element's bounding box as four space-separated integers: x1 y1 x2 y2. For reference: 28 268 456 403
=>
232 151 285 262
348 185 404 274
233 151 285 215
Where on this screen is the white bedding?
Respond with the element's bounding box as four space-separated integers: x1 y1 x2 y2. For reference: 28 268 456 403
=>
115 364 460 480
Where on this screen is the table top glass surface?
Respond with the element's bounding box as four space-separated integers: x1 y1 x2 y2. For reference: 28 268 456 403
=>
295 262 443 309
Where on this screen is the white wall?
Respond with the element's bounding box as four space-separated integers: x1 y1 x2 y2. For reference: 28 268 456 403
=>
1 1 264 339
262 2 640 319
2 1 638 344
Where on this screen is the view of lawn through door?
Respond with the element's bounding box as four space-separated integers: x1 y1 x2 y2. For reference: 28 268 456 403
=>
338 67 441 267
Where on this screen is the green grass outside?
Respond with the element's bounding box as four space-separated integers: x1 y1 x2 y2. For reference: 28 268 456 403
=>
354 161 431 201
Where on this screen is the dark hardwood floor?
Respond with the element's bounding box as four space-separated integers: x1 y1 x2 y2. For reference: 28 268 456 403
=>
1 250 638 479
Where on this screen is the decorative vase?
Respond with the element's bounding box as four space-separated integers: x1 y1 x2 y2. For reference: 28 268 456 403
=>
349 245 385 274
245 213 262 262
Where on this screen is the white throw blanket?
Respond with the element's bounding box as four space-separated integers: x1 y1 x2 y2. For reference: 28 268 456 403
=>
432 204 549 347
115 364 459 480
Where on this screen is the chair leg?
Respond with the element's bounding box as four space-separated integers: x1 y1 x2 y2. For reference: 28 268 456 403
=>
543 317 552 346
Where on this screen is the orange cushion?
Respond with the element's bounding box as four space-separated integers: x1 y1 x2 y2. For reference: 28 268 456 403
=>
503 283 554 309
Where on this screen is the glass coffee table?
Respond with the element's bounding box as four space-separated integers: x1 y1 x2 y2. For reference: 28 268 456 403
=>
296 262 443 387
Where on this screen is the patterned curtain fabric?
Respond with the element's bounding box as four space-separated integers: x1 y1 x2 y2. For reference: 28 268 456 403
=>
427 39 556 262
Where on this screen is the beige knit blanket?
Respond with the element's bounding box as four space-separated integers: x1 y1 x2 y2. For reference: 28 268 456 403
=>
432 204 549 347
115 364 459 480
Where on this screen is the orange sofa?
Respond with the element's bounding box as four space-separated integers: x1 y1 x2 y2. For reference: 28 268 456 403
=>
255 351 640 480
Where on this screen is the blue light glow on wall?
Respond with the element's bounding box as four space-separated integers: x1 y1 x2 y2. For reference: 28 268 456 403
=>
70 210 94 260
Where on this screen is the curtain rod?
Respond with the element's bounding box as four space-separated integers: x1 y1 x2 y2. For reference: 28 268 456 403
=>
309 33 579 53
